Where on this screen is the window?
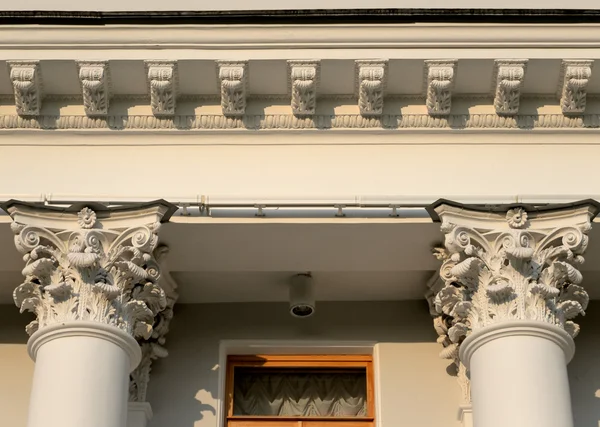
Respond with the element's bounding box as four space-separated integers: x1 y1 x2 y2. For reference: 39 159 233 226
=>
225 355 374 427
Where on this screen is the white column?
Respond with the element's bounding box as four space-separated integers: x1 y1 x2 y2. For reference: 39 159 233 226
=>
3 200 176 427
27 322 140 427
430 200 598 427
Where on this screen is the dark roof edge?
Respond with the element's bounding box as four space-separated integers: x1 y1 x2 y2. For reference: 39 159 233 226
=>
1 9 600 25
426 198 600 222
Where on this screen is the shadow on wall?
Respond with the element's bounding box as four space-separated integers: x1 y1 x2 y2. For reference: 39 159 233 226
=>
145 300 448 427
0 307 32 344
569 301 600 427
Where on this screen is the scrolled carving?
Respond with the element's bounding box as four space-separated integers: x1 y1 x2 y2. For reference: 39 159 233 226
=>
493 60 527 116
431 202 597 361
217 61 248 116
77 61 110 117
8 61 42 116
559 60 594 115
288 61 319 116
355 60 387 116
9 203 172 340
145 61 177 116
425 60 456 116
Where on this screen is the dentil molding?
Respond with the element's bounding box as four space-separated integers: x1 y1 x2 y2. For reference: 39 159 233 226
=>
430 200 598 370
3 200 177 339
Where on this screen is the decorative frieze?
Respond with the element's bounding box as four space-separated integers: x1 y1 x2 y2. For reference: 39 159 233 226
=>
8 61 42 116
217 61 248 116
145 61 177 116
493 60 527 116
3 200 177 339
425 60 457 116
77 61 110 116
129 245 178 402
559 60 593 115
430 200 597 362
355 60 387 116
288 60 319 116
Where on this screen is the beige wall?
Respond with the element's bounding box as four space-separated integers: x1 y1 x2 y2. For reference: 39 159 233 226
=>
2 301 600 427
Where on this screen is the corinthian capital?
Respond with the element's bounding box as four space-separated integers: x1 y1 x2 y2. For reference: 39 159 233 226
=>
2 200 177 339
430 200 598 362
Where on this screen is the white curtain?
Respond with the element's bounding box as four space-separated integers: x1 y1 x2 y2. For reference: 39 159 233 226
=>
233 371 367 417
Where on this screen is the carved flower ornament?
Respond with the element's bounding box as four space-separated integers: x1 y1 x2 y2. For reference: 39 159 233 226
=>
77 207 97 229
506 207 528 229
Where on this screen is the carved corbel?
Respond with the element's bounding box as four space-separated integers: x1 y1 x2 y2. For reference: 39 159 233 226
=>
77 61 111 117
559 60 594 115
493 60 527 116
425 60 457 116
288 60 320 116
8 61 42 116
217 61 248 116
145 61 178 117
355 60 387 116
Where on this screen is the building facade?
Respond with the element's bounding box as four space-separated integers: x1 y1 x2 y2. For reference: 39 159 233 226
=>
1 4 600 427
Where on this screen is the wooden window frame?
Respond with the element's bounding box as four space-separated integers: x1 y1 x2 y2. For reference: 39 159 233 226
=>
225 355 375 427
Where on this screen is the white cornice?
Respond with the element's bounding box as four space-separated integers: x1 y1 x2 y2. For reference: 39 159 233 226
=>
2 25 600 52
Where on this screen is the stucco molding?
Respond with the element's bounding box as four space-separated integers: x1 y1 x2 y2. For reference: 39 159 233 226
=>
288 60 320 116
430 201 597 371
77 61 111 117
3 201 175 340
425 60 457 116
8 61 43 117
3 113 600 130
355 60 388 116
492 60 527 116
217 61 248 117
145 61 178 117
559 60 594 115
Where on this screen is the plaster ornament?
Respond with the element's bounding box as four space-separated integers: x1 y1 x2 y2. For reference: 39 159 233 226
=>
559 60 593 115
129 245 179 402
493 60 527 116
425 60 457 116
8 61 42 116
6 201 174 340
355 60 387 116
77 61 110 117
288 61 319 116
217 61 248 116
145 61 177 117
431 201 597 363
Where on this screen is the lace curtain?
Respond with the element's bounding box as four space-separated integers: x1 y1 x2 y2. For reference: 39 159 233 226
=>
233 369 367 417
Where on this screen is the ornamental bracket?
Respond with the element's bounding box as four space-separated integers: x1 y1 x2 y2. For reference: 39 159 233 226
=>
8 61 43 117
425 60 457 116
492 60 528 116
355 60 388 116
288 60 320 116
217 61 248 117
558 60 594 116
145 61 178 117
77 61 111 117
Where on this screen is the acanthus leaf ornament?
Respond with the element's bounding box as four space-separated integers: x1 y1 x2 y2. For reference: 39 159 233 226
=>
288 60 320 116
430 200 598 366
355 60 388 116
5 201 176 342
145 61 178 117
493 60 527 116
559 60 594 116
77 61 111 117
217 61 248 117
425 60 457 116
8 61 42 116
